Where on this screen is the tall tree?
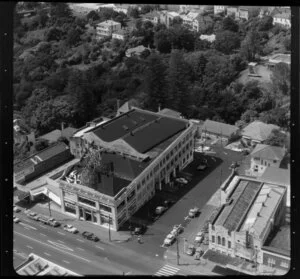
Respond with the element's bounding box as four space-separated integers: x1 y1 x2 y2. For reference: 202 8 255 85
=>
145 54 168 111
221 16 239 32
240 31 261 61
215 30 240 54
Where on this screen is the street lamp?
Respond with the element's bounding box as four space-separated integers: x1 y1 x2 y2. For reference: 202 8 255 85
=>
108 216 111 242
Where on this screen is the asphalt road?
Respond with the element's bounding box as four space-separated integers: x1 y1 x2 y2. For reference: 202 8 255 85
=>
13 214 165 275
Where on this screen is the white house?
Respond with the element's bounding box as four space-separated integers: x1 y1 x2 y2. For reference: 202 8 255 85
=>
214 5 227 15
96 20 121 38
273 11 291 28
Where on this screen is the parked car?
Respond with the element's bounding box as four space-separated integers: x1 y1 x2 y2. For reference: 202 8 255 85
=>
82 231 99 242
194 231 204 243
173 224 184 234
27 211 39 221
48 218 61 227
175 177 188 184
197 163 207 171
63 224 79 234
38 215 50 224
13 215 20 223
13 205 21 213
230 161 239 169
186 244 196 256
189 207 200 218
194 247 204 260
164 233 176 246
203 146 211 152
155 206 167 215
134 224 147 235
164 200 175 207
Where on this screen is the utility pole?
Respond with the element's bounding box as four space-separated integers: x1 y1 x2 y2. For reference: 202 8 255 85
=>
176 237 180 265
108 216 111 241
48 198 52 217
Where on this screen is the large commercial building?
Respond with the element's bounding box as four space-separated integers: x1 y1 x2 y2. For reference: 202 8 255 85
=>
208 172 289 273
59 108 196 230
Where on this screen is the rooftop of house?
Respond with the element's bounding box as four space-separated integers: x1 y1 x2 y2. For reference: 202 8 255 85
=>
112 28 129 36
38 129 62 143
97 20 121 27
14 142 70 174
214 179 262 231
240 184 286 239
126 45 148 55
202 119 239 137
263 225 290 256
200 34 216 42
158 108 182 118
16 253 79 276
241 120 279 142
250 144 286 161
61 127 77 140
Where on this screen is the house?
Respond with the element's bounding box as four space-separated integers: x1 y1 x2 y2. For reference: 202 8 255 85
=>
200 34 216 42
258 6 276 18
272 10 291 28
141 11 160 24
96 20 121 38
241 120 280 145
238 7 250 20
112 28 129 41
250 144 286 175
60 107 195 230
193 13 213 32
201 119 239 144
266 53 291 68
226 6 239 19
214 5 227 15
181 12 199 30
125 45 149 58
159 11 180 27
209 173 288 275
14 142 73 184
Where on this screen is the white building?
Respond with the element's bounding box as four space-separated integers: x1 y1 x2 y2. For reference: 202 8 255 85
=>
96 20 122 38
214 5 227 15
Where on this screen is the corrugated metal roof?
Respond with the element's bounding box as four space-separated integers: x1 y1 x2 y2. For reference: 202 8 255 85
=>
202 119 238 138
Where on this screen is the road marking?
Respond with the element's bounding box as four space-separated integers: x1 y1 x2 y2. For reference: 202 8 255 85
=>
20 222 37 230
96 245 104 250
26 245 33 249
63 260 70 264
154 265 180 276
47 240 74 252
57 231 66 235
77 247 85 251
58 240 65 244
39 225 47 229
76 238 84 242
40 233 46 236
14 231 90 263
44 252 51 256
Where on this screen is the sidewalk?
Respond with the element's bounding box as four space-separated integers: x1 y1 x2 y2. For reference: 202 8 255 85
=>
27 202 132 244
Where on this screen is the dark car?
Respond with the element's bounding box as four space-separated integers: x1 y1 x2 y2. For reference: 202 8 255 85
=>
164 199 175 207
82 231 99 242
38 215 50 225
197 163 207 171
134 225 147 235
230 161 239 169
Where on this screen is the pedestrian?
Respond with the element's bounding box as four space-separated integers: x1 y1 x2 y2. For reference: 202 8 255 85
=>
137 235 141 244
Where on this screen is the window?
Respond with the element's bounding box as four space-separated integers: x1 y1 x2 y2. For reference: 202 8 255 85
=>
99 203 112 213
117 200 125 212
217 236 221 245
222 237 225 246
137 183 141 191
127 190 136 202
280 261 289 268
211 225 214 230
228 241 231 248
228 231 231 236
212 235 215 243
78 196 96 208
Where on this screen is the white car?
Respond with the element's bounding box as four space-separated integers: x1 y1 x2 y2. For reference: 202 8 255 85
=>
155 206 166 215
13 206 21 213
189 207 200 218
164 234 176 246
175 177 188 184
63 224 79 234
194 147 203 153
194 231 204 243
203 146 211 152
13 215 20 223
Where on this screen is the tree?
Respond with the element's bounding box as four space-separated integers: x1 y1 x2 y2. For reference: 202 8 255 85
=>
66 28 81 46
283 36 291 51
45 27 63 41
264 129 288 147
258 16 273 31
169 26 195 52
154 29 172 53
241 109 258 123
271 62 290 107
221 16 239 32
128 7 139 18
166 50 193 115
171 16 183 27
145 54 168 111
215 30 240 54
50 3 73 21
240 31 261 61
87 10 100 21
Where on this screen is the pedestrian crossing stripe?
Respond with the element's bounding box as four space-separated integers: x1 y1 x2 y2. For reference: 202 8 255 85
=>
154 265 180 276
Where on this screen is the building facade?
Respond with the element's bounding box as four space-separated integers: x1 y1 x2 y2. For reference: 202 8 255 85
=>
59 108 196 230
214 5 227 15
96 20 122 38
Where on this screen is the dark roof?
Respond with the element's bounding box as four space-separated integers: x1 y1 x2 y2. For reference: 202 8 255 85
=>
14 142 70 174
202 119 238 138
97 175 130 197
215 179 262 231
90 108 188 154
123 117 187 153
